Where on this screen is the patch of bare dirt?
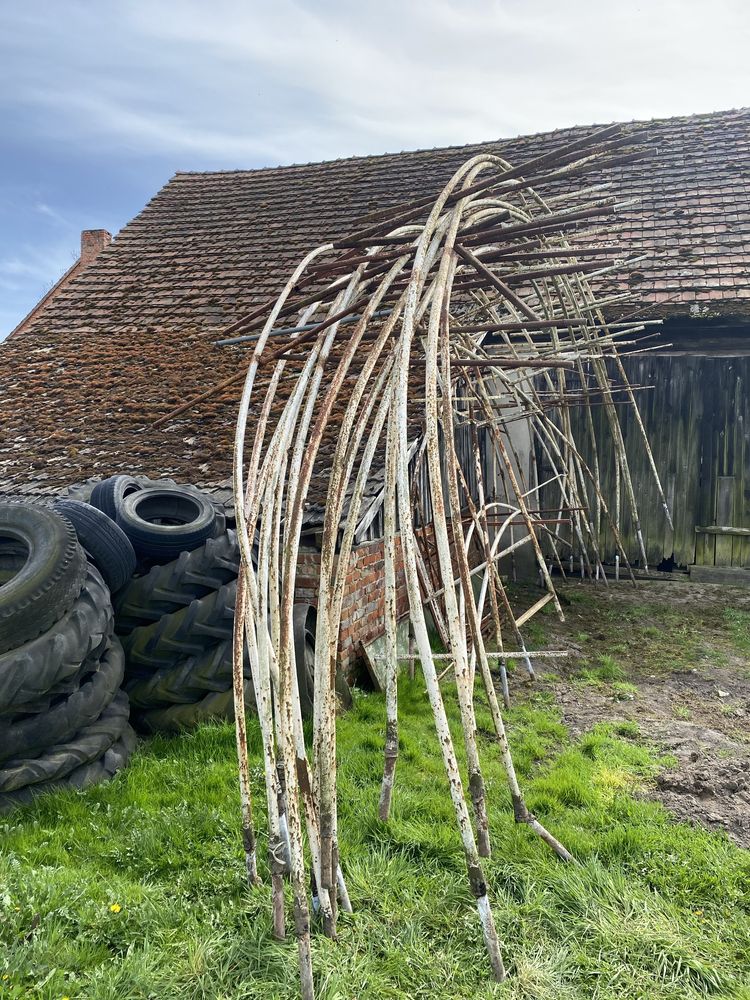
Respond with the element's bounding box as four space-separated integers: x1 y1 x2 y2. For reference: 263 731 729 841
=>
516 578 750 848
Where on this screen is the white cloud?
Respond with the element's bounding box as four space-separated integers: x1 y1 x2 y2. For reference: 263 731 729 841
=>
1 0 749 336
34 202 71 227
1 0 749 167
0 243 75 291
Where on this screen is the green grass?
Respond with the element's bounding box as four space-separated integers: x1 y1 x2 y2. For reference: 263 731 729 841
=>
724 609 750 656
512 582 750 683
1 681 749 999
578 654 627 687
611 681 638 701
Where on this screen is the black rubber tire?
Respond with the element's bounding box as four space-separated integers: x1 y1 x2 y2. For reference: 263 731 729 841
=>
0 551 27 586
117 487 216 561
89 475 142 521
0 564 113 714
0 724 137 812
122 580 236 674
133 477 228 535
0 505 86 655
293 604 352 720
126 640 240 707
134 681 254 733
66 478 99 504
0 692 130 792
114 530 241 634
210 508 227 539
6 648 103 717
0 638 125 763
53 500 137 594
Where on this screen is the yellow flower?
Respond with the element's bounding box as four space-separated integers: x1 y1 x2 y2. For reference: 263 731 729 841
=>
109 903 122 914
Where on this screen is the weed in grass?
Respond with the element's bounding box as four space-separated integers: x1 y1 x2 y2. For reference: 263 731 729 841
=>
523 618 548 649
611 681 638 701
597 655 626 680
720 702 742 718
560 587 597 609
579 654 626 686
725 608 750 655
705 646 731 669
613 720 641 738
673 705 693 721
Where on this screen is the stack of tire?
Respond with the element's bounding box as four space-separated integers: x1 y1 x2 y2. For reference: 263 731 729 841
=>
0 503 137 812
79 474 252 733
68 474 351 733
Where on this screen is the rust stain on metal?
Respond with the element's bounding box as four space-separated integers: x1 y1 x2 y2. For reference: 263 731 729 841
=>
229 125 670 995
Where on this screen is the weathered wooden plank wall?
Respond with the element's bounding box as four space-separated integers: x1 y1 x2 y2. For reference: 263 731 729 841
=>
541 351 750 568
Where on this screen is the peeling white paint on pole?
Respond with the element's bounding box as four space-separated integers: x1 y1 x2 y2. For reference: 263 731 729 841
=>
230 127 669 993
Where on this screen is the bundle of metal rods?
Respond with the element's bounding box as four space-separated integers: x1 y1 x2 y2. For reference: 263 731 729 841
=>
229 124 672 996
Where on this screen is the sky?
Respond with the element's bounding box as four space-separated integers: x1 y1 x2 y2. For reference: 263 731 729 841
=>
1 0 749 337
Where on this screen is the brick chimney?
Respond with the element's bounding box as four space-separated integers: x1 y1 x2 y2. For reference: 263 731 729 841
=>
80 229 112 266
7 228 114 339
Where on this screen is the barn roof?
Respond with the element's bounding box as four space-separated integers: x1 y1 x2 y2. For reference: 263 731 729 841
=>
2 106 750 495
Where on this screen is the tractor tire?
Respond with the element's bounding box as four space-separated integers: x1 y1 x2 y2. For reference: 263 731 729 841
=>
0 505 86 654
134 681 254 733
125 640 243 707
114 530 240 634
0 638 125 763
0 692 130 792
0 724 137 812
5 649 102 717
122 581 236 674
0 564 113 714
293 604 352 720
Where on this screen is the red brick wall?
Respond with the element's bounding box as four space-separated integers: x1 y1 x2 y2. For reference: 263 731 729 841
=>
295 539 409 676
295 547 321 607
295 523 481 676
337 538 411 674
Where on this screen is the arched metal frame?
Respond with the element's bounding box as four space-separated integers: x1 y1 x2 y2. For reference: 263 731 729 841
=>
228 125 670 996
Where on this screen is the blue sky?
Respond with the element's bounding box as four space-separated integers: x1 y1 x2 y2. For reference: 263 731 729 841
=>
1 0 748 337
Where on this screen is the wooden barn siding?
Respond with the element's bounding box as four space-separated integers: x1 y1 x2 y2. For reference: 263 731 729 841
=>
541 353 750 568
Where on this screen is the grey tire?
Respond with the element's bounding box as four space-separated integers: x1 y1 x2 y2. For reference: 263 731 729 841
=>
0 693 130 792
0 504 86 654
133 477 228 538
116 487 216 562
89 475 142 521
0 638 125 763
0 564 113 714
